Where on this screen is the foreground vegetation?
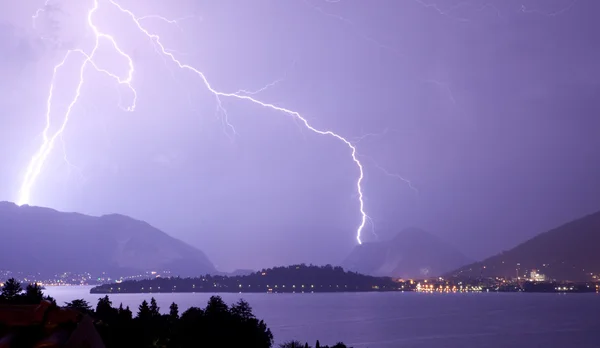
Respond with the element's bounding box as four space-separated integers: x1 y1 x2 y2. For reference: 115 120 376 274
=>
1 278 352 348
91 264 398 294
0 278 56 304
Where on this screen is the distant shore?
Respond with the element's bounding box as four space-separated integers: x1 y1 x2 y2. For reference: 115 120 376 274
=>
87 264 599 295
90 264 401 294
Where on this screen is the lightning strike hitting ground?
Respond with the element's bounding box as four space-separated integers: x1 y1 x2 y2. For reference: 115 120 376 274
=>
20 0 370 244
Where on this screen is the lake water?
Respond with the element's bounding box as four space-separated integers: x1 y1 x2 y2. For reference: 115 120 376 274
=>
45 286 600 348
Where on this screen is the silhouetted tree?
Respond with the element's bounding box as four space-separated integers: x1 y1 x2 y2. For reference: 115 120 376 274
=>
27 292 350 348
96 295 112 312
169 302 179 320
118 304 133 321
24 283 44 303
279 341 305 348
174 296 273 348
149 297 160 317
137 299 152 320
331 343 349 348
64 299 93 314
1 278 22 300
316 340 321 348
231 299 254 320
205 295 228 316
180 306 203 320
44 295 56 305
96 295 118 323
5 283 312 348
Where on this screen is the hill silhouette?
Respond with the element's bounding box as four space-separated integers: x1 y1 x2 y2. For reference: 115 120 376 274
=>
0 202 216 277
342 228 472 279
91 264 399 294
449 211 600 281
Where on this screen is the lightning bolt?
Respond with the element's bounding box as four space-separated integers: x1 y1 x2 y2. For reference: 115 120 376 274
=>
519 0 578 17
32 0 52 28
19 0 137 207
303 0 404 57
60 134 84 180
347 129 418 195
411 0 504 22
352 127 395 144
19 0 370 245
137 14 199 32
234 60 296 96
424 79 457 105
373 162 419 195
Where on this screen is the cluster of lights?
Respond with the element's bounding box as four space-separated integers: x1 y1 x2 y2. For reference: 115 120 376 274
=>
415 283 484 293
554 286 575 292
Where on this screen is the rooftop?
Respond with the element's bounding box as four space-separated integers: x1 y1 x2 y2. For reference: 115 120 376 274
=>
0 301 104 348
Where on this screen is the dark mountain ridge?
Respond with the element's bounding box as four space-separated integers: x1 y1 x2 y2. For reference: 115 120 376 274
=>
449 210 600 281
342 228 472 279
0 201 216 277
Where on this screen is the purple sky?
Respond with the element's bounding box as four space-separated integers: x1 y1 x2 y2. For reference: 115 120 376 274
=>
1 0 599 271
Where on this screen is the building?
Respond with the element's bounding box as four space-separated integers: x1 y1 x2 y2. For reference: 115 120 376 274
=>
0 300 105 348
530 270 546 282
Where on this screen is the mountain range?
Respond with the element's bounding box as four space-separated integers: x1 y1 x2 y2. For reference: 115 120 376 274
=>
449 210 600 282
342 228 472 279
2 201 599 282
0 202 216 277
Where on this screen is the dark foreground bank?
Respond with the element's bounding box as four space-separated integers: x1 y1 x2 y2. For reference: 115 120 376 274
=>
0 278 350 348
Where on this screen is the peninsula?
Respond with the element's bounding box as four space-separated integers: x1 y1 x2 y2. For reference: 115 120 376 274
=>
90 264 400 294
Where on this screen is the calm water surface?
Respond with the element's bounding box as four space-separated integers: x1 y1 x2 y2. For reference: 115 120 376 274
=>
45 286 600 348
